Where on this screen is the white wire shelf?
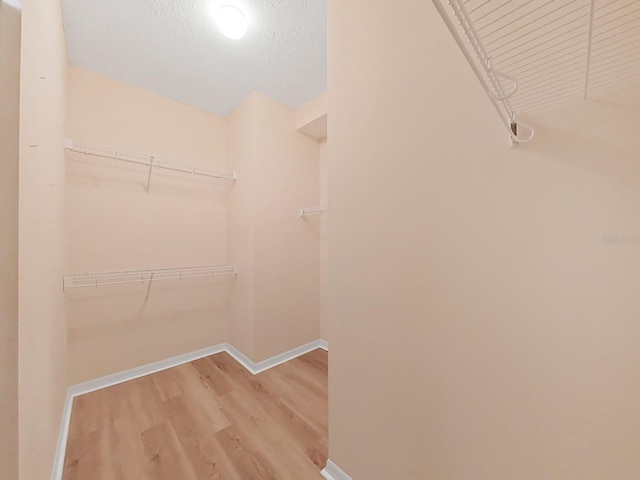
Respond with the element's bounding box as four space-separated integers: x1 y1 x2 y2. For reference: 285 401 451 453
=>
63 265 238 290
65 139 237 191
433 0 640 144
300 206 328 217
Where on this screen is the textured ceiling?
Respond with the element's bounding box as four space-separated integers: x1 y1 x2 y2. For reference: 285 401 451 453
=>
61 0 327 116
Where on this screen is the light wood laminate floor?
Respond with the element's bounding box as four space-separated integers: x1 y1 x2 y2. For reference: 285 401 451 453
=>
63 349 328 479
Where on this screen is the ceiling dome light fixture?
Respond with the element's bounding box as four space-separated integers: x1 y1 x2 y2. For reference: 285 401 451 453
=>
215 5 248 40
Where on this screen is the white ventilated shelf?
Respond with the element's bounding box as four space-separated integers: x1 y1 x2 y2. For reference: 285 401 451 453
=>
65 139 237 190
433 0 640 145
63 265 238 290
300 206 328 217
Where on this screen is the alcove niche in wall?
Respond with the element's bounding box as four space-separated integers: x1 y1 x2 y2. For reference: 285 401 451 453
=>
64 66 328 384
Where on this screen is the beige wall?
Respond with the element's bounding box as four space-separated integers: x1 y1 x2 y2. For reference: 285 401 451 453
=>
18 0 68 479
66 66 232 383
228 92 321 362
227 94 257 358
252 93 320 360
66 69 323 381
0 1 21 478
328 0 640 478
318 139 328 341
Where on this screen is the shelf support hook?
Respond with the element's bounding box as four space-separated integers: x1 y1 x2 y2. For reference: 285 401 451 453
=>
145 272 155 301
146 157 154 194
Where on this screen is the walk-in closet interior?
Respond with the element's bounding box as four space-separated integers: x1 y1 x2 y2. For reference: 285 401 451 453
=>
1 0 639 479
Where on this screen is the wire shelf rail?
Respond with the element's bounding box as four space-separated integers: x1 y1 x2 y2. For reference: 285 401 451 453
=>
65 139 237 192
300 207 328 217
63 265 238 290
433 0 640 144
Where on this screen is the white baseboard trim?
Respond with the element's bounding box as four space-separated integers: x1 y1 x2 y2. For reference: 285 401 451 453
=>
51 389 73 480
227 339 328 375
321 459 353 480
68 343 228 397
52 339 328 479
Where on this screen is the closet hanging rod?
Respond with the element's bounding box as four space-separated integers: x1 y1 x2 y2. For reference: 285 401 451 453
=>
300 207 328 217
63 265 238 289
64 139 237 181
